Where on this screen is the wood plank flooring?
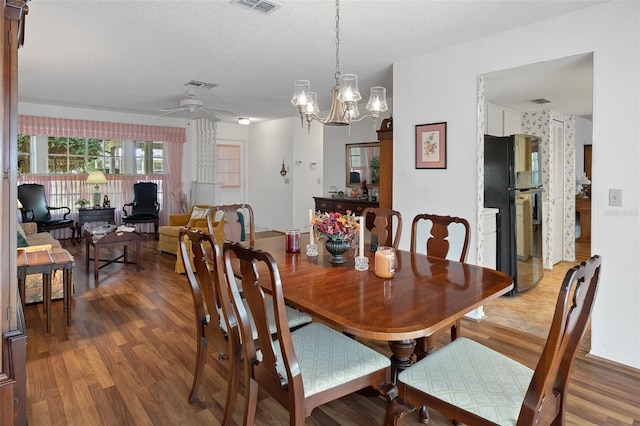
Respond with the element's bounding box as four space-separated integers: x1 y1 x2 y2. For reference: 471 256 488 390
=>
24 235 639 425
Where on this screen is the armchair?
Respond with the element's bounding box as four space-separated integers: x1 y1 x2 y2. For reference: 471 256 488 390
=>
18 183 76 240
122 182 160 239
157 205 227 273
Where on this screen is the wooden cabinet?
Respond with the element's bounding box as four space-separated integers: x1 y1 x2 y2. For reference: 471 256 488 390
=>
377 117 393 209
576 197 591 240
313 197 378 216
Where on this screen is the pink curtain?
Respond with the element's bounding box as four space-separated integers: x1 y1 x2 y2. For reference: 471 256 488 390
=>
18 115 186 144
165 140 185 214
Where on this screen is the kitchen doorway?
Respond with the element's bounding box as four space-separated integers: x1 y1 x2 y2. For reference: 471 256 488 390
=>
479 53 593 266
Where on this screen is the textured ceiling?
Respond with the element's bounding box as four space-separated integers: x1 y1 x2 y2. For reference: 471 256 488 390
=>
18 0 601 124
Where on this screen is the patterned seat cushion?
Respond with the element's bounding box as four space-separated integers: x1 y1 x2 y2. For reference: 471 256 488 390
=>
274 322 391 397
398 337 533 426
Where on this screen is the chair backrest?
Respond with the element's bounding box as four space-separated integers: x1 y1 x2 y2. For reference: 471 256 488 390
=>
519 254 602 424
410 214 470 262
178 223 239 360
132 182 159 216
222 241 301 410
362 207 403 249
212 204 255 244
18 183 51 221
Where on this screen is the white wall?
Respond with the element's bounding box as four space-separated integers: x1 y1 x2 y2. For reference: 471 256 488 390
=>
394 1 640 368
292 121 323 235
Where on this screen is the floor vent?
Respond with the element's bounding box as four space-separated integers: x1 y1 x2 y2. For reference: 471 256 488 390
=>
232 0 280 15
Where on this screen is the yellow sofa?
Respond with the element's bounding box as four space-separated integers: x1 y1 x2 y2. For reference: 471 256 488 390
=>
157 205 226 273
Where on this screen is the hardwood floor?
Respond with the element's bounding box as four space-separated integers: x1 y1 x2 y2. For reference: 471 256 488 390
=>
24 235 639 425
482 238 592 342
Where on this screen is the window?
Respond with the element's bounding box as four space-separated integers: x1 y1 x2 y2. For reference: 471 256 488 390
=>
18 133 31 174
46 136 123 174
217 144 241 188
135 141 164 174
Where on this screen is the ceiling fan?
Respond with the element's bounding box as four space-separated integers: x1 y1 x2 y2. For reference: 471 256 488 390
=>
154 91 234 122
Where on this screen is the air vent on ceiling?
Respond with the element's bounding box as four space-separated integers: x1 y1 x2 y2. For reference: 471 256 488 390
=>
530 98 552 104
232 0 280 15
184 80 218 90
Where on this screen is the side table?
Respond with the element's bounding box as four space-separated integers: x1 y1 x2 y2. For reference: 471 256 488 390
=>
76 207 115 242
16 249 74 333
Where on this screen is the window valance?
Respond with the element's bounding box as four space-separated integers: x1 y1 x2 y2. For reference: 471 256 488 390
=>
18 115 186 144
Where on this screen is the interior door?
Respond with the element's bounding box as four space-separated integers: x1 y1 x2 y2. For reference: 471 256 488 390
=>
552 119 565 264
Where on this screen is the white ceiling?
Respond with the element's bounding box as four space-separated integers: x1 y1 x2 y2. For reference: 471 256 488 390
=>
18 0 601 124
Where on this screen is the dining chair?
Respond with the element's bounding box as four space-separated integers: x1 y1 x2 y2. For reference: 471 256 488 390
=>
178 224 240 426
361 207 403 249
178 224 311 415
410 213 471 358
383 255 602 426
122 182 160 239
18 183 76 240
211 203 256 245
222 241 391 426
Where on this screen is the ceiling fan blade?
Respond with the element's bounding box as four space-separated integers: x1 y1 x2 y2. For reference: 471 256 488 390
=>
201 106 235 115
152 109 184 119
158 106 186 112
199 109 221 122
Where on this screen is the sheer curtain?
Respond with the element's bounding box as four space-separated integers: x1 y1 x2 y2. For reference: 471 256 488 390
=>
18 174 169 239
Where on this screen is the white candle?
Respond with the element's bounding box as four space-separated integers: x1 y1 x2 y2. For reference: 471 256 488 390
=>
309 209 315 245
359 216 365 257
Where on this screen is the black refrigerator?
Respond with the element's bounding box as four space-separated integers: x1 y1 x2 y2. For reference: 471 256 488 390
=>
484 134 544 293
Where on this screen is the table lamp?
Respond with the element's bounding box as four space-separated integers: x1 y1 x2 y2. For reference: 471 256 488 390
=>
576 172 591 199
86 170 107 207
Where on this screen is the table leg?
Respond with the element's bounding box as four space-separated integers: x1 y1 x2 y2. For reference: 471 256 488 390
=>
43 272 52 334
85 237 90 268
17 276 26 310
63 268 72 325
94 246 100 279
388 339 417 383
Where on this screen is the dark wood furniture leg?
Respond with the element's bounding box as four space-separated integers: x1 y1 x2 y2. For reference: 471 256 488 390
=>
43 271 52 334
136 239 141 271
388 339 417 383
94 245 101 279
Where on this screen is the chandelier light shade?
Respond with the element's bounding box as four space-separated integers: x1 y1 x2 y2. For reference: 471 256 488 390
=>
86 170 107 207
366 86 388 114
291 0 387 133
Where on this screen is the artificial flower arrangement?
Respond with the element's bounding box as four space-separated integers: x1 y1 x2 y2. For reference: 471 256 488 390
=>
311 211 360 242
75 198 90 207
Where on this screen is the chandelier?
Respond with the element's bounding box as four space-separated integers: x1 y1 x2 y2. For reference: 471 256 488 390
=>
290 0 388 133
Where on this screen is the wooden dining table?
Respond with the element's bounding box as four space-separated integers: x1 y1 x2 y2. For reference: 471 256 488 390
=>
250 235 514 380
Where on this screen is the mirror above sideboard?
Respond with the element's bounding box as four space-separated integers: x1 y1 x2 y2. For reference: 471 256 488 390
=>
345 142 380 188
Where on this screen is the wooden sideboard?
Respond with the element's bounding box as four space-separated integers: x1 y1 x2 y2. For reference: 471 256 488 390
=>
575 197 591 241
313 197 378 216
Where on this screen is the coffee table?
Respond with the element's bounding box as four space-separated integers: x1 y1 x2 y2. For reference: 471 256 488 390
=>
84 225 142 280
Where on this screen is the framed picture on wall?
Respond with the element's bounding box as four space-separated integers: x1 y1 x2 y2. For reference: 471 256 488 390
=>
415 122 447 169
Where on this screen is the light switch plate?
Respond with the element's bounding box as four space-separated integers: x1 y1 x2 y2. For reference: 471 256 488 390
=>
609 189 622 206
